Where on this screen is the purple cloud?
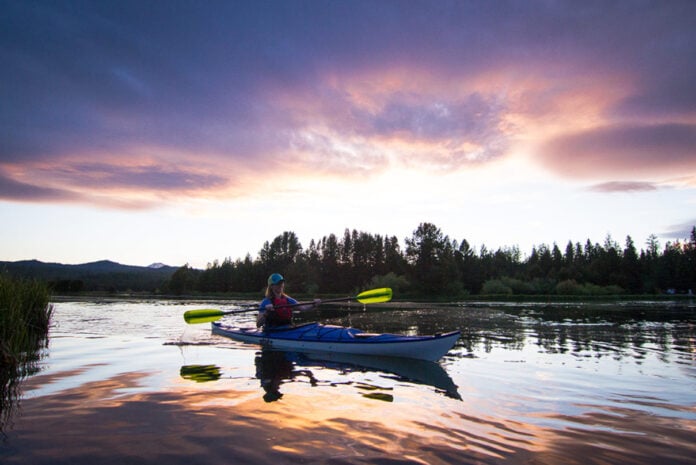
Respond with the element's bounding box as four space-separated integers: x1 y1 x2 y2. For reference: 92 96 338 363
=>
589 182 659 193
0 173 78 202
1 0 695 205
662 221 696 241
45 162 230 192
539 123 696 179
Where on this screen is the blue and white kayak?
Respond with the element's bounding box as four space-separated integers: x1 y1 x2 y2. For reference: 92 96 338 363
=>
211 322 460 361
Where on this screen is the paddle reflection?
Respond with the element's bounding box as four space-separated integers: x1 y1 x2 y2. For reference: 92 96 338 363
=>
253 349 461 402
179 364 222 383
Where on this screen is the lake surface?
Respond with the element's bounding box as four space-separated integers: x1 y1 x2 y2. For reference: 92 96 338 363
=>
1 299 695 464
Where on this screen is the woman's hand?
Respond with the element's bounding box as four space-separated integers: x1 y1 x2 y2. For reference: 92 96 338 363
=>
257 304 274 327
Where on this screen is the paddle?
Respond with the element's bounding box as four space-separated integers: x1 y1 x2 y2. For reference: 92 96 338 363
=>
183 287 393 324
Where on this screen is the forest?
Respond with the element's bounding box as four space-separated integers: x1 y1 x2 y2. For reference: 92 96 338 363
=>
166 222 696 298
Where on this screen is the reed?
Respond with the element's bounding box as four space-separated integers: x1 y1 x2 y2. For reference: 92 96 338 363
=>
0 274 52 432
0 274 53 366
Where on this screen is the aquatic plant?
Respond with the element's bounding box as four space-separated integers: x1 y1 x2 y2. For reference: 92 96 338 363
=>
0 274 52 433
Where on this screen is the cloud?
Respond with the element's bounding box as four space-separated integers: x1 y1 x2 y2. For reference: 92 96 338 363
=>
0 173 79 202
604 3 696 121
612 77 696 121
45 162 230 192
0 167 156 209
365 92 511 164
280 82 514 173
662 220 696 241
0 157 232 208
537 123 696 180
589 181 660 193
2 1 696 206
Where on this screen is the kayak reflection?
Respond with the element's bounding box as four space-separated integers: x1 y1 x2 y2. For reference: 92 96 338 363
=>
254 349 461 402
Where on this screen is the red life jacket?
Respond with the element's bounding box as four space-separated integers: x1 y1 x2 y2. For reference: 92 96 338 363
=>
268 296 292 326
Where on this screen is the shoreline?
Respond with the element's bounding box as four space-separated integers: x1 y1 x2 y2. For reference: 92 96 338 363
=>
49 292 696 304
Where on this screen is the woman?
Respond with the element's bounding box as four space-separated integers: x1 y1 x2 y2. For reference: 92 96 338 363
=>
257 273 320 328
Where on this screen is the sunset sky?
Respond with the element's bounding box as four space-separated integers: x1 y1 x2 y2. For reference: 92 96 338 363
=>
2 1 695 268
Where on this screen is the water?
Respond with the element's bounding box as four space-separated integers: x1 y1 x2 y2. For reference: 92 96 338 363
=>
1 299 695 464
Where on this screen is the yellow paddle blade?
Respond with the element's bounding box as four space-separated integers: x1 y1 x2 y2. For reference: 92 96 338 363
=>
355 287 392 304
183 309 225 324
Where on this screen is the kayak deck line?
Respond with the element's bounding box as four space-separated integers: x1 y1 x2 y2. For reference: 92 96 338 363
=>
211 321 461 361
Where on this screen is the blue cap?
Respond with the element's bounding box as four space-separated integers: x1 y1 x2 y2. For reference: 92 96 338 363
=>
268 273 285 285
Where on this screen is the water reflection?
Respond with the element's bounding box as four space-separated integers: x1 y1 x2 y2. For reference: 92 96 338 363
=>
0 367 22 437
256 350 462 402
7 366 694 465
323 302 696 364
3 300 695 464
0 340 47 436
254 351 318 402
179 350 461 402
179 364 222 383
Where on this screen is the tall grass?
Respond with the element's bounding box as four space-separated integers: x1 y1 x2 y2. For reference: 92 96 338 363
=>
0 274 52 365
0 274 53 433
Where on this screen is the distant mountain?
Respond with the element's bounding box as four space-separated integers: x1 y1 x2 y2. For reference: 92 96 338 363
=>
0 259 181 293
148 262 168 269
0 259 179 275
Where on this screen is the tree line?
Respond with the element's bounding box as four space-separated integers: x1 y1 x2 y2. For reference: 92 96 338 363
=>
165 222 696 298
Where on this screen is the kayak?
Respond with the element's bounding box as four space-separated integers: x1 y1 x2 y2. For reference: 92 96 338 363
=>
212 322 460 361
211 321 460 361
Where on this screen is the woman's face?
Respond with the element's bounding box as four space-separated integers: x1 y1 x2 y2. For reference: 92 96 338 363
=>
271 282 284 295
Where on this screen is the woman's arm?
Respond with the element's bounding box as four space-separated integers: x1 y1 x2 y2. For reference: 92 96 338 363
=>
291 297 322 312
257 298 272 327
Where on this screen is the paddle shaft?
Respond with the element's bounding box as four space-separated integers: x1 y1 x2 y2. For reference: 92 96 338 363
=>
195 296 347 319
226 295 352 316
183 287 392 324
